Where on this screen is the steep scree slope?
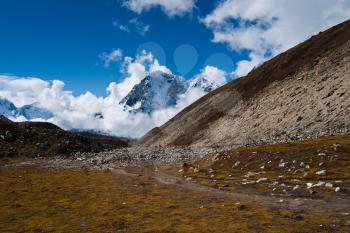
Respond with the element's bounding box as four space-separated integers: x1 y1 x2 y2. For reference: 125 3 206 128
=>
139 20 350 147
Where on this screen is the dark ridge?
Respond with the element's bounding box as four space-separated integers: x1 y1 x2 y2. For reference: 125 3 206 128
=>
0 116 129 158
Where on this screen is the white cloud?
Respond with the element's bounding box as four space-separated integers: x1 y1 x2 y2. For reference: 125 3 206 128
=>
0 51 210 138
113 18 150 36
123 0 195 17
129 18 150 35
198 65 227 86
202 0 350 77
114 50 172 99
0 75 49 107
99 48 123 68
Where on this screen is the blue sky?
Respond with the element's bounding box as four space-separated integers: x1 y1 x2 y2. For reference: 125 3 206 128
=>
0 0 246 96
1 0 349 137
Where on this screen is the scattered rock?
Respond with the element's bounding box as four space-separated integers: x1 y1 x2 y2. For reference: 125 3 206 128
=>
256 178 268 183
332 144 342 151
279 162 288 168
291 214 304 221
233 161 241 167
315 170 326 176
335 187 341 192
236 204 247 211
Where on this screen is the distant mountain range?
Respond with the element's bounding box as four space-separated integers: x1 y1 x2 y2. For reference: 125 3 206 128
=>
0 98 53 120
0 71 224 120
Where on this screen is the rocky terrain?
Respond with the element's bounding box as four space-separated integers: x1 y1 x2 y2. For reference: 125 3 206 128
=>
1 19 350 233
0 115 129 158
1 135 349 232
140 20 350 147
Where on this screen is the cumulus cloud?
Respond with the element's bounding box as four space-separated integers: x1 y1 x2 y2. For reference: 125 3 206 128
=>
198 65 227 86
123 0 195 17
99 48 123 68
0 75 49 107
0 51 211 138
202 0 350 77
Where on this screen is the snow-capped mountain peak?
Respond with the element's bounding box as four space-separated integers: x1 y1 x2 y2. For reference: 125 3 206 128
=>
0 98 18 118
120 71 189 114
188 75 221 93
0 97 53 120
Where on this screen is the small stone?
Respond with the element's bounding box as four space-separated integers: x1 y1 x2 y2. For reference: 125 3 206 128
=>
325 183 333 188
318 162 324 167
233 161 241 167
332 144 342 151
300 162 305 167
318 152 326 156
236 204 247 211
335 187 340 192
292 185 300 191
193 168 199 173
291 214 304 221
314 181 325 187
279 162 287 168
315 170 326 176
256 178 268 183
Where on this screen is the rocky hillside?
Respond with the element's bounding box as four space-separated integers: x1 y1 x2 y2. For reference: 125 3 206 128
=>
0 115 129 158
139 20 350 147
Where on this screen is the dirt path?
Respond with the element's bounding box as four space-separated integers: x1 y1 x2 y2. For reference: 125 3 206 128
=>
115 166 350 214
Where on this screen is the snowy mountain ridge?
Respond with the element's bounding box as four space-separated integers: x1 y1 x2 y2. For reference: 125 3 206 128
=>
0 97 53 120
120 71 224 114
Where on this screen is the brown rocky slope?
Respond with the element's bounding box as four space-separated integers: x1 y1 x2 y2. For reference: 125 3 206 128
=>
139 20 350 147
0 116 129 158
